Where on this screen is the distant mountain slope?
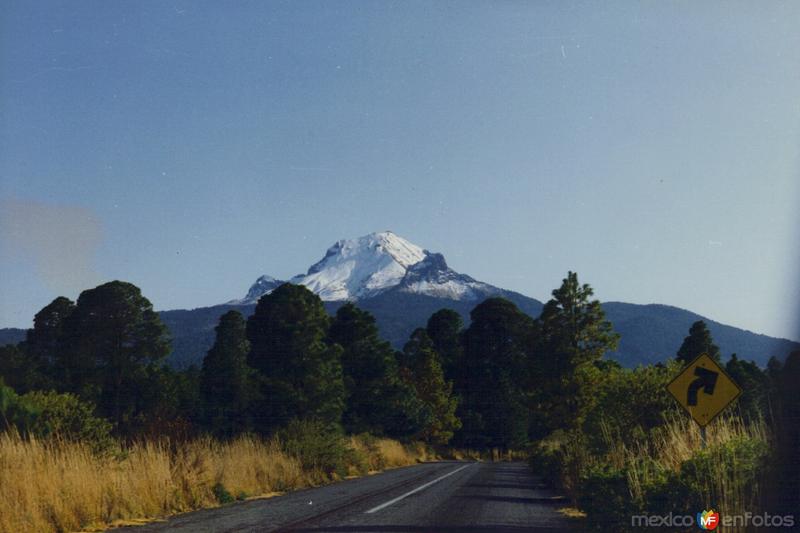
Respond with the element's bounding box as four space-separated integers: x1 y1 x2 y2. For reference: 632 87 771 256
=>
159 288 542 368
345 287 544 349
3 295 796 370
0 328 26 347
603 302 799 367
148 294 797 369
158 304 255 369
3 231 797 370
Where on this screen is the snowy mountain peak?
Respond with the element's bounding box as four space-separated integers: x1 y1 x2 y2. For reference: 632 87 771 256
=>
315 232 426 270
291 231 426 301
240 231 503 303
238 275 285 303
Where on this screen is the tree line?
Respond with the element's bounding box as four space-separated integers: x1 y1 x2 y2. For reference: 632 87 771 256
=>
1 273 796 459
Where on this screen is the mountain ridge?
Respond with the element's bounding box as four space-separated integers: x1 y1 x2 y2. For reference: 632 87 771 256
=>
2 232 797 369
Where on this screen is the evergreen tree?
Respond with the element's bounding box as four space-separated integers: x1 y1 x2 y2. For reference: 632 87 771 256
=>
459 298 534 449
25 296 75 380
676 320 720 365
0 296 75 393
765 351 800 514
402 328 460 444
532 271 619 433
58 281 170 430
246 284 345 433
0 344 45 394
425 309 463 382
536 271 619 371
329 303 425 437
725 354 768 420
200 311 253 437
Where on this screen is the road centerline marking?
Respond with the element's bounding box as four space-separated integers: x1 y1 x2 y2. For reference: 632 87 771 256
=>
364 463 474 514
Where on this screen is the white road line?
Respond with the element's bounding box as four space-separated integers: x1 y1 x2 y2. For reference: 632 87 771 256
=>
364 463 474 514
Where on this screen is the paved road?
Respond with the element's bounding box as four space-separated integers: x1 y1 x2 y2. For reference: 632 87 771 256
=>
117 461 573 532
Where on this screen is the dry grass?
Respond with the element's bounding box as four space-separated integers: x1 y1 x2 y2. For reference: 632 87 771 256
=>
0 432 430 533
346 435 426 474
588 412 768 530
538 413 771 532
622 413 769 522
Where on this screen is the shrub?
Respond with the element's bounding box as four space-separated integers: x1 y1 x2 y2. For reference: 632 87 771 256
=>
277 419 348 477
528 436 567 491
639 463 698 517
21 390 115 453
212 482 234 504
582 362 681 454
678 436 768 513
0 383 40 435
579 464 639 530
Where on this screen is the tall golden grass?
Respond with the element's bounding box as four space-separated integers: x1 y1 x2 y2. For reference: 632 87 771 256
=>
619 413 769 522
552 412 771 531
0 432 427 533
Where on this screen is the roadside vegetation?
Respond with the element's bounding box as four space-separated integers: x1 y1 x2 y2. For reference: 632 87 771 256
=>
0 429 430 533
1 275 797 532
529 326 799 531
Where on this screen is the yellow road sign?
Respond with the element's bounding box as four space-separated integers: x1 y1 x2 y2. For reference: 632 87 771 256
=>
666 353 742 427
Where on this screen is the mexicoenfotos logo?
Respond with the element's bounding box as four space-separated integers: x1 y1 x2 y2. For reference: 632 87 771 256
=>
697 509 719 530
632 510 795 528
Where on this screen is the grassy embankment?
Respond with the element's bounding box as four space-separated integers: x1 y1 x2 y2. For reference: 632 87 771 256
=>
532 413 771 531
0 432 455 533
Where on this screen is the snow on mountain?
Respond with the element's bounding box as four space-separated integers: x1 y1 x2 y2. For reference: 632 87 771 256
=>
397 252 497 300
289 231 426 300
238 231 502 303
244 275 284 301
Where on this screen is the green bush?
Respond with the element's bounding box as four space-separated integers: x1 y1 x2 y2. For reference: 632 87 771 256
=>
212 482 234 504
639 462 698 517
582 362 681 454
0 382 40 435
22 390 115 454
575 437 770 531
528 440 566 491
277 419 347 477
678 436 768 511
579 464 639 531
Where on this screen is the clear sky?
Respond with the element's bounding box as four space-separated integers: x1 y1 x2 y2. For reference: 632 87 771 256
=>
1 1 799 340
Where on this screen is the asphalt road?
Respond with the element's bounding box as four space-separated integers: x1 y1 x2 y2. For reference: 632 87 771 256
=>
116 461 573 532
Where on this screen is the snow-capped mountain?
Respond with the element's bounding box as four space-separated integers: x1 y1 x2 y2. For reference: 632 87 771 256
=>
243 275 284 302
235 231 502 304
89 229 798 368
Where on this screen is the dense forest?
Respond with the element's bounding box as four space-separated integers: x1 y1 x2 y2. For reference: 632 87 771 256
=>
1 273 798 530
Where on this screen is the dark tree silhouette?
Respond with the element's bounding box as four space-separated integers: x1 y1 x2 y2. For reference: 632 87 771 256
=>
246 284 345 433
200 310 254 437
676 320 721 365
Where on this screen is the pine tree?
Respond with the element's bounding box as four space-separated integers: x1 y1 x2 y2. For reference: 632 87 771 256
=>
459 298 534 449
532 271 619 433
536 271 619 371
426 309 463 382
329 302 425 437
676 320 720 365
401 328 460 444
58 281 170 430
0 344 45 393
200 310 253 437
23 296 75 389
246 283 345 433
725 353 768 420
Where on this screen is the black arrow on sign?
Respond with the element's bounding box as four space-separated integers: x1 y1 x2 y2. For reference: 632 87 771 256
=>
687 367 719 406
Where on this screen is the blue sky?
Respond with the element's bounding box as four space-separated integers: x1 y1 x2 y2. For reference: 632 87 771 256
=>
1 1 799 340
